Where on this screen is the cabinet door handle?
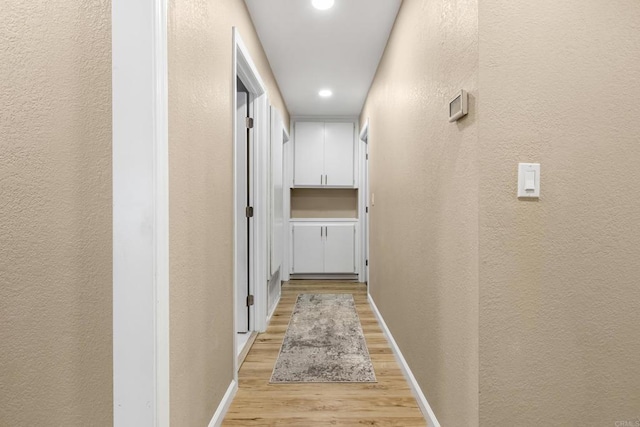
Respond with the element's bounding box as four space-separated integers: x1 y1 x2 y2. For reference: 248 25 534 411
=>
325 174 328 185
325 226 328 237
320 227 323 237
320 174 322 185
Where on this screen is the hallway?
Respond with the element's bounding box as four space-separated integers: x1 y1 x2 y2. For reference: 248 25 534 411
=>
3 0 640 425
223 281 425 426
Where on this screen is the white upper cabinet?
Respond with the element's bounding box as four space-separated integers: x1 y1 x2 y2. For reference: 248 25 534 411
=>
293 121 355 187
324 122 355 186
293 122 324 186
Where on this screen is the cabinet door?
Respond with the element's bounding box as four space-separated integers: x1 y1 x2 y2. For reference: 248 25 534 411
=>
292 224 324 273
324 122 354 186
323 224 356 273
294 122 325 186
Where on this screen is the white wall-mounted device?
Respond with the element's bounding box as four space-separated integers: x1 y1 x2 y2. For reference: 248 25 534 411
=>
448 90 468 122
517 163 541 198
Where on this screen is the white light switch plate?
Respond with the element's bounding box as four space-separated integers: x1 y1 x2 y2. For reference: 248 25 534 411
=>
518 163 540 198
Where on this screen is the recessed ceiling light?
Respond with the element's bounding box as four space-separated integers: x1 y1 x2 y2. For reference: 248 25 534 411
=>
312 0 335 10
319 89 333 97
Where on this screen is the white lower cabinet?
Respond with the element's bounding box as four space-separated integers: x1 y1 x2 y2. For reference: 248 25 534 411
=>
291 224 324 273
323 224 356 273
291 222 356 274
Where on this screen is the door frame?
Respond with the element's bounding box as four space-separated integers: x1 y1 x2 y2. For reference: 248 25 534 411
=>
235 80 252 335
359 119 370 284
113 0 170 424
232 28 269 376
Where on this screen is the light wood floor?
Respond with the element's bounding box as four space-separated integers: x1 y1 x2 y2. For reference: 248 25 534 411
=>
223 281 426 426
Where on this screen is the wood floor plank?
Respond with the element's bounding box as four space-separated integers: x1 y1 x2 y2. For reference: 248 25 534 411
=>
223 281 426 426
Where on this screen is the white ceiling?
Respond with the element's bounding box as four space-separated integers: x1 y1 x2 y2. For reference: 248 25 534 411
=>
244 0 402 117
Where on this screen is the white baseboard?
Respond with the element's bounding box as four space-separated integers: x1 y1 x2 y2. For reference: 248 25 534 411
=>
368 295 441 427
267 293 281 323
207 379 238 427
237 332 258 368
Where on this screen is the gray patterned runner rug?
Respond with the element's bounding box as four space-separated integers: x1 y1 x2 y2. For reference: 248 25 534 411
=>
270 293 377 383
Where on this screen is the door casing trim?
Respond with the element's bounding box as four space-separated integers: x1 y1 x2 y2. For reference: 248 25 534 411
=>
233 28 270 377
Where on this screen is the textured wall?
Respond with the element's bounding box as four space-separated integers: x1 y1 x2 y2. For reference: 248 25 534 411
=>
167 0 288 424
360 0 479 425
0 1 112 426
290 189 358 218
478 0 640 425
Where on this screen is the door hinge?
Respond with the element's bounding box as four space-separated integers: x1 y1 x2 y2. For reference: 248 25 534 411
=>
245 206 254 218
366 154 369 160
366 207 369 213
366 260 369 266
245 117 254 129
246 295 254 306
